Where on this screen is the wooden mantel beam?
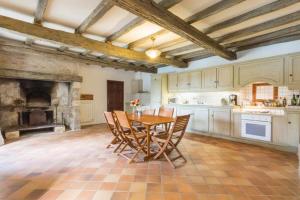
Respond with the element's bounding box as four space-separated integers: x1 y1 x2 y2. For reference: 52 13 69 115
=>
0 15 187 68
34 0 48 24
111 0 236 60
75 0 114 34
0 37 157 73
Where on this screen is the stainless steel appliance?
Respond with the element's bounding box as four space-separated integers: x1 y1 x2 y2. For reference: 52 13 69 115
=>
229 94 238 105
241 114 272 142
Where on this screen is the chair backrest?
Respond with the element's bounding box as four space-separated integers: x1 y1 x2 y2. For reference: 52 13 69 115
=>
158 107 174 118
114 111 131 130
104 111 118 137
169 115 190 146
142 109 155 116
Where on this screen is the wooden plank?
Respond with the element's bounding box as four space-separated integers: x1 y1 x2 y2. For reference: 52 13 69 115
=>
162 43 199 55
185 0 246 24
128 0 245 49
205 0 300 34
0 37 157 73
0 15 186 68
175 49 213 60
112 0 236 60
128 29 169 49
184 32 300 62
217 10 300 42
34 0 48 24
0 68 83 82
75 0 114 34
106 0 181 42
226 24 300 48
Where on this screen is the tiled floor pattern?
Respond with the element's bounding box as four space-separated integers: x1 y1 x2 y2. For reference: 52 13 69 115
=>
0 125 299 200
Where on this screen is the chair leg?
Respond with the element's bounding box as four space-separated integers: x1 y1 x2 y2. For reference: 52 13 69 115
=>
117 143 128 155
163 152 175 169
129 148 141 164
113 140 124 153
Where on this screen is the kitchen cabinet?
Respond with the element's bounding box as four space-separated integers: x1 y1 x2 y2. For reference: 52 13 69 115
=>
217 65 234 90
168 73 178 92
209 108 231 136
190 71 202 90
231 112 241 138
178 72 190 90
202 68 217 89
286 54 300 89
273 113 299 148
192 108 209 132
176 105 194 130
235 57 284 88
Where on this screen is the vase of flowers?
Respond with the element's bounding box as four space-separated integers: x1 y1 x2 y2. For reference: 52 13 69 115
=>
130 99 140 114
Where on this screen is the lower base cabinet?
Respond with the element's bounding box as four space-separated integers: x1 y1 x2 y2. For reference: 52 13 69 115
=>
273 113 300 148
192 108 209 132
209 108 231 136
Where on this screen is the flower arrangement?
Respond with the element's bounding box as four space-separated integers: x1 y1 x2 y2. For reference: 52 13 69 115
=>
130 99 140 107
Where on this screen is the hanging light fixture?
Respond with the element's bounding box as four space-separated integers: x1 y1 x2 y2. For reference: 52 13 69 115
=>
145 37 161 59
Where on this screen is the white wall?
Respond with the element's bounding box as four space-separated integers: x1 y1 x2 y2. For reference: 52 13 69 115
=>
79 65 136 125
159 40 300 73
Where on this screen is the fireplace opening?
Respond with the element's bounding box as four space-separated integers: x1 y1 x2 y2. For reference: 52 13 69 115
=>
20 80 53 108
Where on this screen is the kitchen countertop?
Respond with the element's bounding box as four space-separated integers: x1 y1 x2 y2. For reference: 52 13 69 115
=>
168 103 234 108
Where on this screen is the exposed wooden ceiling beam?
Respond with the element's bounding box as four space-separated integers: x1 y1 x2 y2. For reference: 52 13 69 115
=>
0 37 157 73
34 0 48 24
182 26 300 62
75 0 114 34
185 0 246 24
205 0 300 34
106 0 181 42
146 0 300 55
217 10 300 43
128 0 246 50
0 15 186 68
112 0 236 60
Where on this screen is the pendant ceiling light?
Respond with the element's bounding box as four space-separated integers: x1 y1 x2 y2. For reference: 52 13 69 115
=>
145 37 161 59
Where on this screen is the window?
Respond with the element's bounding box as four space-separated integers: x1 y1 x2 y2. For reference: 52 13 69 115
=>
252 83 278 102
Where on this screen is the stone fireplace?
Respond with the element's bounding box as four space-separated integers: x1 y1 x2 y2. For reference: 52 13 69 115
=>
0 73 81 133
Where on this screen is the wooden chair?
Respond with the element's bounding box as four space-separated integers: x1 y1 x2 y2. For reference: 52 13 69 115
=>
151 115 190 168
142 109 156 116
104 112 124 153
114 111 148 163
154 106 175 133
158 107 174 118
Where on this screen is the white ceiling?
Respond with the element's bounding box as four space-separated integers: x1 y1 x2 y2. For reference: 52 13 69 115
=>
0 0 299 61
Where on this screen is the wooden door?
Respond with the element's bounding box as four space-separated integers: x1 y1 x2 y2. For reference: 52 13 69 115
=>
151 74 162 105
202 68 217 89
107 80 124 112
168 73 178 92
177 72 190 91
217 65 234 90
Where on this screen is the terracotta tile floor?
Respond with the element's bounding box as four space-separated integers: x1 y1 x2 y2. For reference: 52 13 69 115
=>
0 124 300 200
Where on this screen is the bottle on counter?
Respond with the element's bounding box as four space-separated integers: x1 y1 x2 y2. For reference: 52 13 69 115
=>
283 97 287 107
291 94 297 106
297 95 300 106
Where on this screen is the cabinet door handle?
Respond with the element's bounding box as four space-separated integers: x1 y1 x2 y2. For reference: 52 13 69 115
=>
288 121 292 124
289 74 293 77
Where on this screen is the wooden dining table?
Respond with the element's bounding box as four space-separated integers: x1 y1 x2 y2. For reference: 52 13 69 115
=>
128 114 174 160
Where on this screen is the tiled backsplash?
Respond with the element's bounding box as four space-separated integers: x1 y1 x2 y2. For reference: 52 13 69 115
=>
239 84 300 105
169 84 300 106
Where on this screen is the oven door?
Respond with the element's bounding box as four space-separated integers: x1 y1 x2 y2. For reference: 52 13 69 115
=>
241 120 271 141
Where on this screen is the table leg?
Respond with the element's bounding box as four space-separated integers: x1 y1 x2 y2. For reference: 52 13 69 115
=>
147 125 150 157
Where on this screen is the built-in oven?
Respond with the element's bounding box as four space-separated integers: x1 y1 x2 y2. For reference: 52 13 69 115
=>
241 114 272 142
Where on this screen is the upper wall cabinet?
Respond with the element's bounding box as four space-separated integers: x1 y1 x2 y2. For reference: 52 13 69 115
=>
235 57 284 88
190 70 202 90
168 73 178 92
202 65 234 90
217 65 234 90
286 54 300 89
178 72 190 91
202 68 217 89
